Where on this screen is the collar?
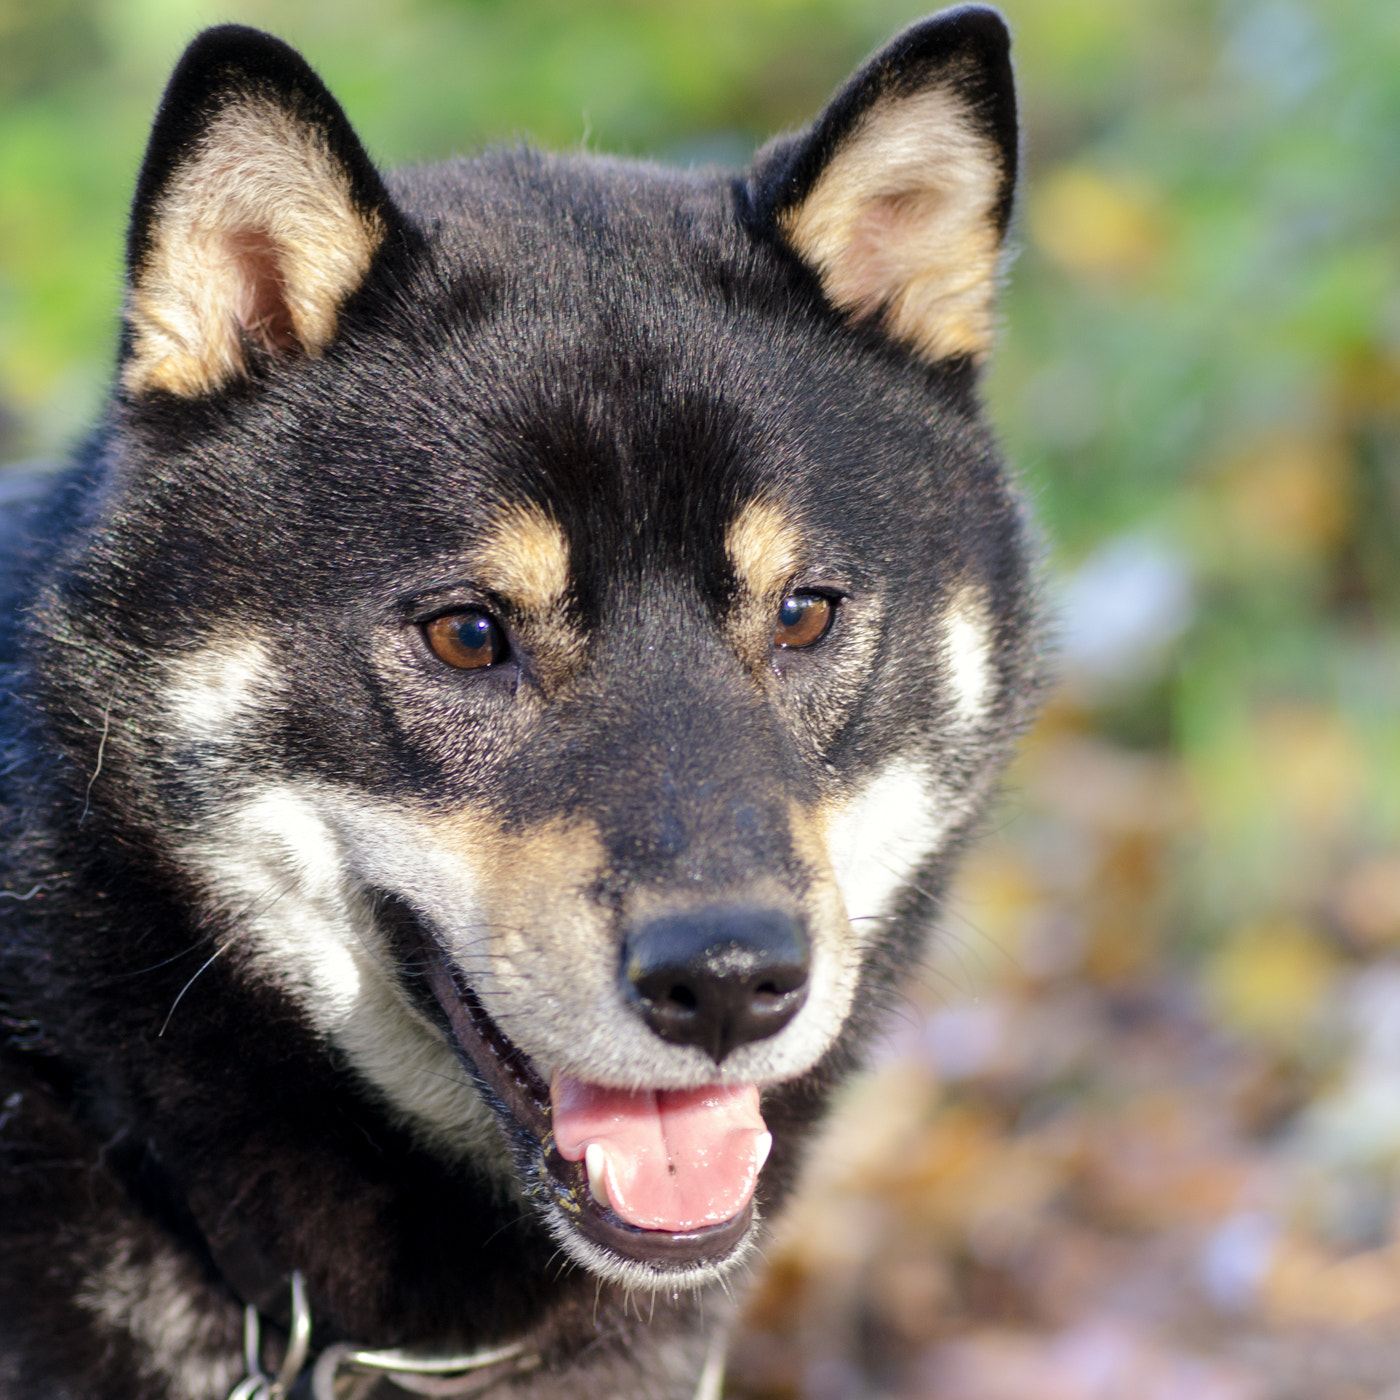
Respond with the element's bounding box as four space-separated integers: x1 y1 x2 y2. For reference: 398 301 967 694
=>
229 1272 728 1400
230 1272 540 1399
191 1195 726 1399
183 1184 537 1397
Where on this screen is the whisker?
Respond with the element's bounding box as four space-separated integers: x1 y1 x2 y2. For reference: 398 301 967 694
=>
157 873 300 1034
80 689 121 825
158 940 236 1037
109 943 206 980
0 882 53 902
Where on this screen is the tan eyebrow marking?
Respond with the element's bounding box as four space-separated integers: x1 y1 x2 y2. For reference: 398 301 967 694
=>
473 504 571 615
725 498 804 601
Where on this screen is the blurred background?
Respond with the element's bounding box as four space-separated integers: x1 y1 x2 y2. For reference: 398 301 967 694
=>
2 0 1398 1394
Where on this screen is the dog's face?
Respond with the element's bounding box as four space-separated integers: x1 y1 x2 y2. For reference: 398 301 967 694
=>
37 12 1034 1291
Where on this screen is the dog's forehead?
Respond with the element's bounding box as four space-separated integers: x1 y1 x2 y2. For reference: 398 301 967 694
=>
375 187 914 527
423 364 820 607
120 170 972 616
417 346 910 602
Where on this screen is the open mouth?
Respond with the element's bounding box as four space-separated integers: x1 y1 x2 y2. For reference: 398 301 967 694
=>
395 904 769 1278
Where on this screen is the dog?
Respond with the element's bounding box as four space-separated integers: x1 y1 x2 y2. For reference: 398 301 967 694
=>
0 8 1037 1397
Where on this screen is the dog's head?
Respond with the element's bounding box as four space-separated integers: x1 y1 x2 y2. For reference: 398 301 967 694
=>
37 9 1033 1290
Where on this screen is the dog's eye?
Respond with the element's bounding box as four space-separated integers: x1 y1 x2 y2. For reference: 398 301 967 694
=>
424 611 508 670
774 593 834 650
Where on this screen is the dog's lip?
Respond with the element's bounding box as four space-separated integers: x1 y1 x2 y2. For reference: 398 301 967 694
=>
410 923 757 1267
425 952 552 1141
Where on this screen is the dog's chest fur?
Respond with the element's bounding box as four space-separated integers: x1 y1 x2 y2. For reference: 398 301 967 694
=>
0 11 1039 1398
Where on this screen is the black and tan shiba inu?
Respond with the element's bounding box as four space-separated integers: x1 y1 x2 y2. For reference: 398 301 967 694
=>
0 8 1038 1397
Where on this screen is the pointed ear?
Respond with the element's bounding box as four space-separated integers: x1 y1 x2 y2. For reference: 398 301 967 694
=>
123 26 400 399
749 5 1017 367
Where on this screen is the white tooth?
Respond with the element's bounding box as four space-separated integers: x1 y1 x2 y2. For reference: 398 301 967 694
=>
754 1132 773 1175
585 1143 611 1208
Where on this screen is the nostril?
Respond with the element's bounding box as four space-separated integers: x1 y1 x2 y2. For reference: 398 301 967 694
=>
622 906 810 1063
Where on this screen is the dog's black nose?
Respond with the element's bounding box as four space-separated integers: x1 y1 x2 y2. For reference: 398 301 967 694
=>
623 908 809 1063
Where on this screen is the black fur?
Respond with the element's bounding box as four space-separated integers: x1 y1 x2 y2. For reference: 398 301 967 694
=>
0 12 1037 1398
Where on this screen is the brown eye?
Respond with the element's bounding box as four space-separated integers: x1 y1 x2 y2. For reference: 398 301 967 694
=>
774 592 834 649
424 611 507 670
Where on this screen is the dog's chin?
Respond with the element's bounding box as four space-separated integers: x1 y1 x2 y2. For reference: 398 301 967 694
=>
380 897 764 1290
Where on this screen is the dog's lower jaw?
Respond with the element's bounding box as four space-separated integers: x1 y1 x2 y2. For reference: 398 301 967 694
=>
530 1154 765 1293
418 933 768 1290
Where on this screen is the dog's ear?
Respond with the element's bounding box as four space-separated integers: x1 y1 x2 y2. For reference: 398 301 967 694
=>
749 5 1017 367
122 26 400 399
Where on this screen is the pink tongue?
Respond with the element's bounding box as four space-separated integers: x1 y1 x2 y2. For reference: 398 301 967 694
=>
551 1074 767 1232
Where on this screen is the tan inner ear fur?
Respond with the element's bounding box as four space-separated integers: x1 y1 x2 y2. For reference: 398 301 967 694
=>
124 98 383 398
779 86 1005 364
